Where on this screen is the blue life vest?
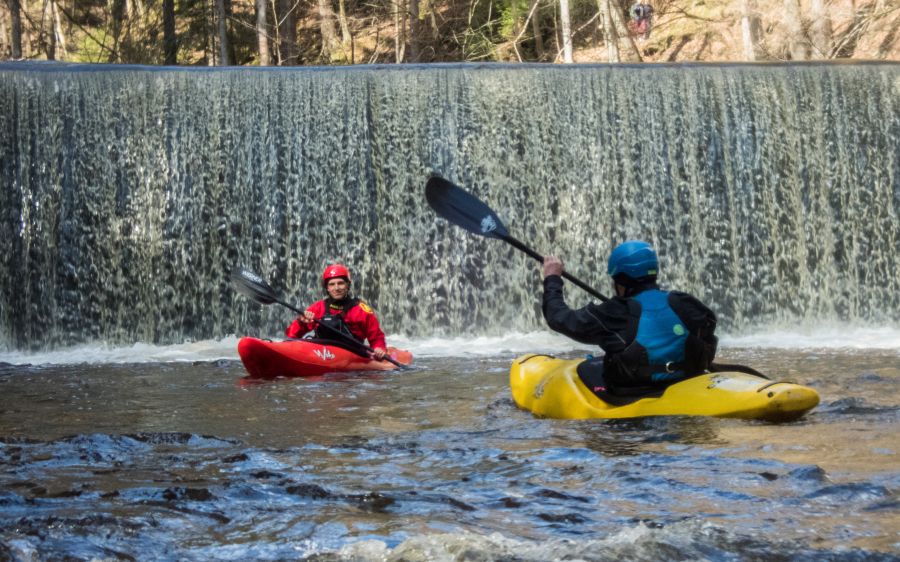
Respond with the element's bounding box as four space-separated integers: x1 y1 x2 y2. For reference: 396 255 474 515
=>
632 289 688 381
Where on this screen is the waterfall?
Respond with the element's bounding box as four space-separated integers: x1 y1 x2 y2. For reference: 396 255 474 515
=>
1 62 897 350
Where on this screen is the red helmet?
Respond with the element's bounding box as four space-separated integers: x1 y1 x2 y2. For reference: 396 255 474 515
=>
322 264 351 285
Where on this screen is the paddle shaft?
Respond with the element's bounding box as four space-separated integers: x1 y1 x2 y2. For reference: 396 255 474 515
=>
502 234 609 302
276 297 406 369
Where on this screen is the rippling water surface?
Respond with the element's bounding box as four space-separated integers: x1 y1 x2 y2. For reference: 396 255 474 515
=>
0 334 897 561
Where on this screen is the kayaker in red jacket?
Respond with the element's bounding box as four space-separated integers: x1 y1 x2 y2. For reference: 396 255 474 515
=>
285 264 387 360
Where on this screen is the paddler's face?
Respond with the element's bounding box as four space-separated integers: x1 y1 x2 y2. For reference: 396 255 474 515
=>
326 278 349 300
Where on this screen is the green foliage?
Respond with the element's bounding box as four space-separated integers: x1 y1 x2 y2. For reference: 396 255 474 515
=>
460 29 498 60
497 0 531 39
456 0 502 60
71 34 110 64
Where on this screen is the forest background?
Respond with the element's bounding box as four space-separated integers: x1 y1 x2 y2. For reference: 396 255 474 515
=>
0 0 897 67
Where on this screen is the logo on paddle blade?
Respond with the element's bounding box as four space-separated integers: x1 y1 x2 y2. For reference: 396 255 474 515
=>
480 215 497 234
314 347 335 361
242 270 264 284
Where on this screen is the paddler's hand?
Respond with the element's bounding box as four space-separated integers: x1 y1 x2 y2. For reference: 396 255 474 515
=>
543 255 564 278
302 310 316 323
372 347 387 360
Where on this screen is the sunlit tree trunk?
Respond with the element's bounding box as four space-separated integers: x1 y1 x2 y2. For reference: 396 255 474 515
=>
740 0 761 61
163 0 177 64
0 11 7 57
783 0 808 60
558 0 573 62
809 0 832 58
52 0 66 58
256 0 271 65
597 0 618 62
394 0 405 62
277 0 298 65
337 0 351 45
272 0 281 63
317 0 340 60
40 0 57 60
126 0 145 19
215 0 231 64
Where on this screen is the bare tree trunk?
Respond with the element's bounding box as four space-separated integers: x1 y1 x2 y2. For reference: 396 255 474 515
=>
597 0 618 62
52 0 67 58
740 0 761 61
558 0 573 62
6 0 22 59
808 0 832 58
531 0 544 59
0 10 7 58
783 0 808 60
425 0 438 40
163 0 177 64
215 0 230 64
317 0 340 60
23 0 34 58
277 0 298 64
337 0 351 45
394 0 405 62
40 0 56 60
256 0 271 65
408 0 420 61
206 0 217 65
271 0 280 63
126 0 145 19
107 0 127 62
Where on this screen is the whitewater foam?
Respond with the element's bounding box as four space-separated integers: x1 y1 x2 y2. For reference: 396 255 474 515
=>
0 325 897 366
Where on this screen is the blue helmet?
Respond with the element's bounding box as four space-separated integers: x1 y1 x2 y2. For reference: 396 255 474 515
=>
607 240 658 280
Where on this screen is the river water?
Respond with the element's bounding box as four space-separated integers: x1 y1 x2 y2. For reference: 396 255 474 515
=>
0 330 897 561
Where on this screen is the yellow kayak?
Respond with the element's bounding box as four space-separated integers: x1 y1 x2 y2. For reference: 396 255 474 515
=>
510 354 820 422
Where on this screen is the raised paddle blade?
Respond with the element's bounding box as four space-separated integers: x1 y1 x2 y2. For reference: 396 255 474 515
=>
424 175 609 302
425 176 509 240
231 267 278 305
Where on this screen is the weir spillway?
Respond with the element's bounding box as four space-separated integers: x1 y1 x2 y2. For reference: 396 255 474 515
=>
0 62 897 350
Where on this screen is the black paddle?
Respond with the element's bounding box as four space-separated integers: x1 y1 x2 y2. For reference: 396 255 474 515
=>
425 176 608 301
230 267 409 369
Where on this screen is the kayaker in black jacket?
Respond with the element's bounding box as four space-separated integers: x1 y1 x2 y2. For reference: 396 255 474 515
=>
542 240 718 395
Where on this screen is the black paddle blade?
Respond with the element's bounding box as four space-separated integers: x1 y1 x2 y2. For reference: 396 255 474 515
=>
230 267 278 305
425 176 509 240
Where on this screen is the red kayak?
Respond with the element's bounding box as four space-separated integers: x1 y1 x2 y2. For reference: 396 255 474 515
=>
237 337 413 378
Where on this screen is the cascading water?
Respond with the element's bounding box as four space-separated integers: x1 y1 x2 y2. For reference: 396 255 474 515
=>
0 62 897 351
